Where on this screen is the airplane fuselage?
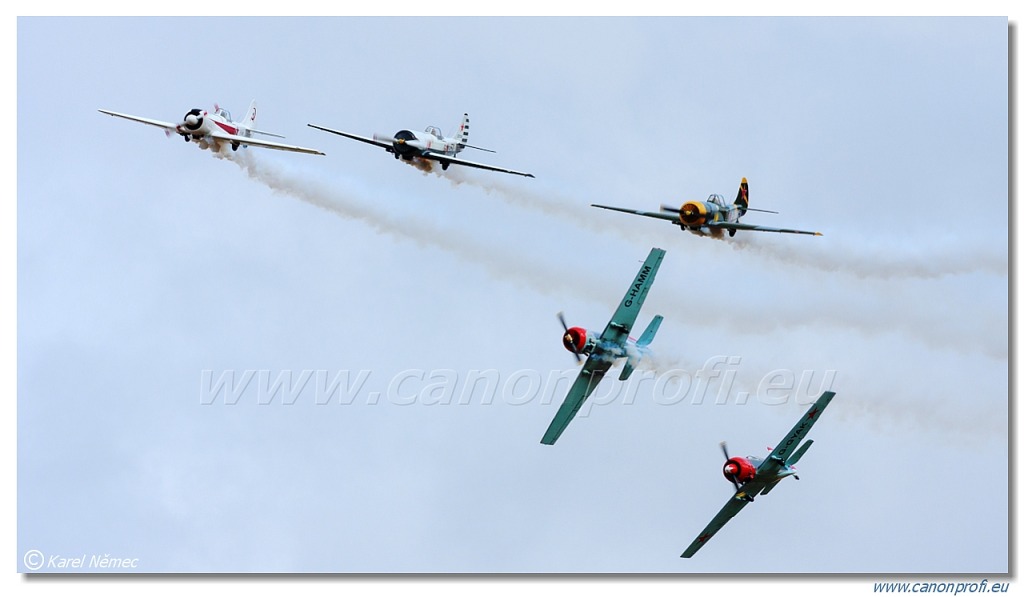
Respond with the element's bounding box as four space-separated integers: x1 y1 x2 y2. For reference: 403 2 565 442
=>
376 127 461 161
563 326 644 363
175 108 252 150
674 194 743 236
724 454 800 502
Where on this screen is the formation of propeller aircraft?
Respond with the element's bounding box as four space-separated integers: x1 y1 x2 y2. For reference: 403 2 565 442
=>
99 99 835 561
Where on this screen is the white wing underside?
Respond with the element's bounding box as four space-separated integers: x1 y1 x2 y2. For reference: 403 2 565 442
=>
418 151 534 178
207 130 325 155
98 109 177 132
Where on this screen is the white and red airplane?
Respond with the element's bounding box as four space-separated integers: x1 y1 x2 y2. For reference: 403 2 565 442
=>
308 113 534 178
98 101 324 156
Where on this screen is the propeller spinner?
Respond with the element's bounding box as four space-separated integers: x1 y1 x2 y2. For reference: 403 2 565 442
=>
391 130 418 157
182 108 203 131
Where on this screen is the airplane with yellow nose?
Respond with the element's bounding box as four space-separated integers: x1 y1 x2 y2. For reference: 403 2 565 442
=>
592 178 821 238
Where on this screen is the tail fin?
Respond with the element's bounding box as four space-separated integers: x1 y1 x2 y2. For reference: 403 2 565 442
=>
454 113 470 149
734 177 749 216
241 100 258 131
637 315 663 347
239 100 286 139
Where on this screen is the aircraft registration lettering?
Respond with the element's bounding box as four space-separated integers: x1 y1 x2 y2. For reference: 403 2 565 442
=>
778 419 809 454
622 265 652 307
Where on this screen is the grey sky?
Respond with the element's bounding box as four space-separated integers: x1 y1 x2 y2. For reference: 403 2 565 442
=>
16 17 1008 574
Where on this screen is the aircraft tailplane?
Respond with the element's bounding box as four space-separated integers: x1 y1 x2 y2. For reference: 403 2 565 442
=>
637 315 663 347
619 357 638 381
734 177 749 216
786 439 813 466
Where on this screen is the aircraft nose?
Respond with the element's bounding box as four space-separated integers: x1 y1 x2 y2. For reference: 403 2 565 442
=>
723 464 737 475
182 109 204 130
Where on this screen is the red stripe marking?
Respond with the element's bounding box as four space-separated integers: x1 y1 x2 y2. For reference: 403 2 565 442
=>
214 121 238 135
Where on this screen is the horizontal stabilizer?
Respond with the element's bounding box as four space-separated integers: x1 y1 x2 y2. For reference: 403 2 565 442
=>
786 439 814 466
247 128 286 139
619 359 637 381
759 478 784 496
637 315 663 347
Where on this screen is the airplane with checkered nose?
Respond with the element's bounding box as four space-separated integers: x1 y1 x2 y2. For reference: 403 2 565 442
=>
680 391 837 558
99 101 325 155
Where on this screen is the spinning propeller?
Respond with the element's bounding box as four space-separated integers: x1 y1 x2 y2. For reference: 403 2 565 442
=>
720 441 742 493
557 311 582 364
371 130 419 156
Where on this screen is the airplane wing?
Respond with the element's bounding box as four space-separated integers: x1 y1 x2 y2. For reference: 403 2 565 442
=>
307 124 393 151
208 130 325 156
98 109 178 134
760 391 836 471
680 492 752 558
708 221 822 236
540 355 613 445
419 151 535 178
591 204 680 223
597 247 666 346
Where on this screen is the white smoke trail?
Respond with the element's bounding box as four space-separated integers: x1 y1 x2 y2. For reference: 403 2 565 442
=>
403 156 436 174
438 167 683 246
436 168 1007 281
726 233 1007 280
218 151 613 304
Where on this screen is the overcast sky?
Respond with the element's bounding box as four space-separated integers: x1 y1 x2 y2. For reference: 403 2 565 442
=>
16 16 1008 575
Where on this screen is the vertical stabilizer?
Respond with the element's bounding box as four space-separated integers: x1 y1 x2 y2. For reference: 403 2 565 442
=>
454 113 470 149
240 100 258 136
734 177 749 216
